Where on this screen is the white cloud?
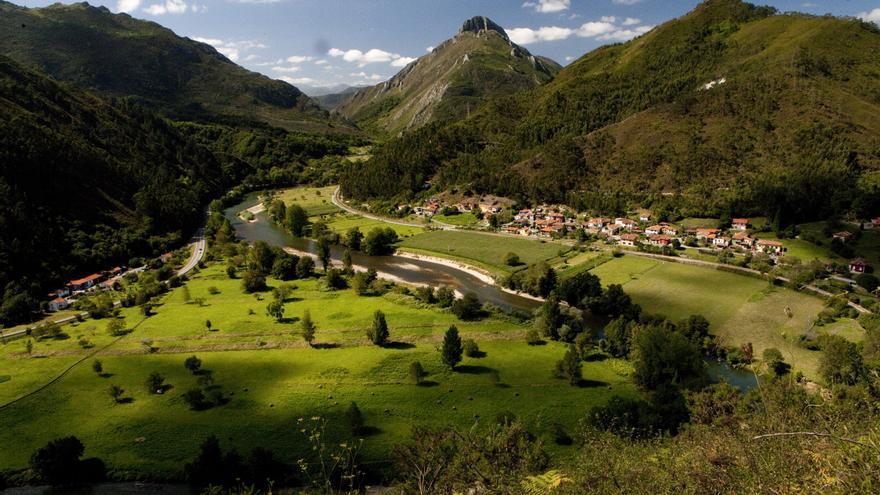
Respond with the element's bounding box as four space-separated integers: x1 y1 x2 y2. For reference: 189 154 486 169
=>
522 0 571 13
391 56 416 67
314 59 328 65
286 55 313 63
612 0 642 4
231 0 283 3
278 76 322 86
507 17 652 45
857 8 880 24
271 65 301 73
508 26 574 44
426 46 435 53
192 37 267 62
144 0 195 15
116 0 141 13
329 47 415 68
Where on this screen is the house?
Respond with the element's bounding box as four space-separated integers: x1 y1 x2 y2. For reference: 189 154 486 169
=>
696 228 721 240
619 234 640 247
615 218 637 230
756 240 786 255
645 225 665 236
732 218 749 231
639 212 652 222
587 217 610 229
603 224 622 237
833 231 853 243
662 225 679 236
648 234 673 247
48 297 70 312
849 258 869 274
712 236 731 248
67 273 103 292
48 288 71 299
732 231 755 247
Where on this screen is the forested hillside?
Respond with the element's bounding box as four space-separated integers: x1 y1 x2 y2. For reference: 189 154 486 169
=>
0 56 358 327
342 0 880 223
0 1 347 133
337 16 561 134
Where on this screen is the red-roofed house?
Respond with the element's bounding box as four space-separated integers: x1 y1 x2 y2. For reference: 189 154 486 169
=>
48 297 70 312
648 234 673 247
833 231 853 243
645 225 664 236
619 234 640 247
68 273 103 292
732 218 749 231
713 236 731 248
732 231 755 247
696 228 720 240
849 258 869 274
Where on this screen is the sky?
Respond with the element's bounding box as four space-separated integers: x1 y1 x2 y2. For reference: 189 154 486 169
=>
14 0 880 94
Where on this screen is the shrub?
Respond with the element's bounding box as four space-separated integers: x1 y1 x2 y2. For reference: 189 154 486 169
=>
409 362 424 385
504 252 521 266
29 436 85 486
184 355 202 374
146 372 165 393
441 326 463 370
452 293 482 320
463 339 481 357
241 269 267 293
367 310 390 346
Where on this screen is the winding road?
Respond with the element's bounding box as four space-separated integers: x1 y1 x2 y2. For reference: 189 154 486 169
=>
332 187 454 231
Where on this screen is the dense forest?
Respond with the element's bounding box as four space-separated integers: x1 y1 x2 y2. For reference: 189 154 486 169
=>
0 56 360 327
341 0 880 223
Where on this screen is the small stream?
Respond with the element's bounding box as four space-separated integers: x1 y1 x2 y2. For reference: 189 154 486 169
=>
224 194 541 313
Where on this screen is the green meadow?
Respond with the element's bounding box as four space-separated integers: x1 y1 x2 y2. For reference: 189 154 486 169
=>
273 185 340 217
399 230 569 276
589 255 862 377
0 264 634 475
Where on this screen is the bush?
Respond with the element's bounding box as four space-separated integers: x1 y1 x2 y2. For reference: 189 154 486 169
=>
183 388 207 410
184 355 202 374
463 339 481 357
29 436 86 486
368 310 389 346
241 269 267 293
146 372 166 393
441 326 463 370
452 293 482 320
409 361 424 385
525 329 543 346
504 252 521 266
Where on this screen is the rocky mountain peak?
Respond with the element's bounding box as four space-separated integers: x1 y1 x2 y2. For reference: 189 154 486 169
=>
459 16 509 40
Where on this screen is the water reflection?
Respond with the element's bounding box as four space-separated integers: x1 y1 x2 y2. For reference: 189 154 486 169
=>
225 194 540 313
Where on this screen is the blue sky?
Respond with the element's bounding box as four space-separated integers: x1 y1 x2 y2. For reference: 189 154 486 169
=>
14 0 880 94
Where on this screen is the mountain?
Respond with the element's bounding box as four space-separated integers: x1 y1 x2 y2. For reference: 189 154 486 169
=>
341 0 880 223
336 16 561 134
314 86 368 110
0 1 344 133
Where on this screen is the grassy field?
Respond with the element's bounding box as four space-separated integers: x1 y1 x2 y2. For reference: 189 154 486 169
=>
274 186 340 217
0 264 633 475
588 255 859 378
324 213 424 238
754 231 841 263
432 212 480 227
399 231 568 275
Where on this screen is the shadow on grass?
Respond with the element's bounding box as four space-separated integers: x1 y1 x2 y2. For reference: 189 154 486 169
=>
493 383 511 389
417 380 440 387
527 340 547 346
466 351 487 358
278 317 299 324
99 373 114 379
584 353 608 362
456 365 494 375
356 426 382 437
312 342 341 350
116 397 135 404
384 341 416 350
575 379 609 388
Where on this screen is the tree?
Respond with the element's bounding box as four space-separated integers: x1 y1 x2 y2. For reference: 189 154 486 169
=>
363 227 399 256
92 359 103 375
504 252 521 266
271 254 299 280
296 256 315 278
26 339 33 356
632 323 706 391
285 204 309 237
555 345 582 385
346 227 364 251
226 266 237 279
29 436 85 486
106 318 127 336
342 249 354 274
249 241 276 275
183 388 208 410
301 309 316 346
184 355 202 374
368 310 389 346
441 326 463 370
557 272 602 308
762 348 790 376
184 435 224 487
241 269 267 293
409 361 425 385
436 287 455 308
819 335 864 385
317 236 332 272
324 268 347 290
604 317 635 358
346 402 364 436
855 273 879 293
266 300 285 322
452 293 482 320
108 384 125 403
205 319 212 332
535 294 562 339
146 372 165 393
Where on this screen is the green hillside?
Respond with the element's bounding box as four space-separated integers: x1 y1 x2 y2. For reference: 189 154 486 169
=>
337 16 561 134
0 1 346 133
342 0 880 222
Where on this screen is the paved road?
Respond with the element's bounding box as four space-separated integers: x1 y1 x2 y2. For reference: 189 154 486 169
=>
0 226 207 342
332 187 454 231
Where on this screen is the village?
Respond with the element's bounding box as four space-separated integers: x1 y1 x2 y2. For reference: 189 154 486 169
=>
413 196 880 276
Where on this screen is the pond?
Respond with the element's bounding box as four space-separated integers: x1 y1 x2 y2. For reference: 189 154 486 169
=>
706 360 759 392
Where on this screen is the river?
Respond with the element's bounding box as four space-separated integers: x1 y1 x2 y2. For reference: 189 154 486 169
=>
224 194 541 313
